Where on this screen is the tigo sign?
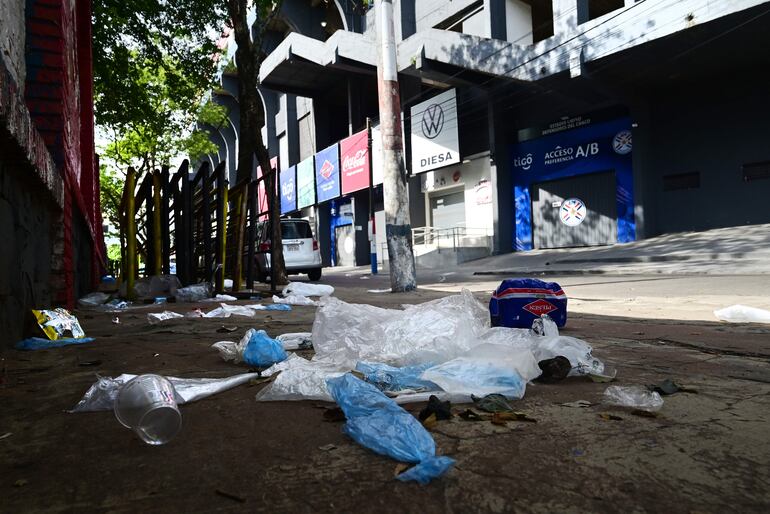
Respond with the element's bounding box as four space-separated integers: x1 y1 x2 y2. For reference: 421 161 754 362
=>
280 165 296 214
411 88 460 174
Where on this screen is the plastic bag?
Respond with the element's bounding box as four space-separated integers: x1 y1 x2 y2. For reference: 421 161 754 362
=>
255 354 346 401
276 332 313 350
77 292 110 307
282 282 334 297
326 374 454 484
147 311 184 324
32 308 86 340
420 343 540 399
242 329 288 368
204 303 257 318
15 337 94 351
531 336 604 376
531 315 559 337
714 304 770 323
272 294 318 306
603 385 663 412
176 283 212 302
203 294 237 302
355 362 439 393
70 372 259 412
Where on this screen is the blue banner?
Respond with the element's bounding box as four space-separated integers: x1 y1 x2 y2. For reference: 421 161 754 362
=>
510 117 635 250
315 143 340 203
280 165 297 214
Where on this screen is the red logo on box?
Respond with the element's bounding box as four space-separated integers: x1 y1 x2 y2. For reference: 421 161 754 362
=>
523 299 558 316
320 159 334 179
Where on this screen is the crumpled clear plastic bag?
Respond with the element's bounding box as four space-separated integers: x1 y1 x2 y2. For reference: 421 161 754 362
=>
276 332 313 350
176 283 212 302
204 303 257 318
326 373 454 484
77 292 110 307
273 294 318 306
255 354 346 401
70 372 259 412
603 385 664 412
202 294 237 302
420 343 540 399
282 282 334 297
355 362 439 393
147 311 184 324
714 304 770 323
532 336 604 376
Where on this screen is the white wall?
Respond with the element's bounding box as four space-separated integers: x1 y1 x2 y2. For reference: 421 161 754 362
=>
463 8 489 37
506 0 533 45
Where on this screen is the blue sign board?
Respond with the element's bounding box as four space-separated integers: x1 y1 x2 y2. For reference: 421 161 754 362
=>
315 143 340 203
510 117 635 250
280 165 297 214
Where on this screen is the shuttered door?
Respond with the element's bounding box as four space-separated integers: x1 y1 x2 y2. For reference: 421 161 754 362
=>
532 171 617 249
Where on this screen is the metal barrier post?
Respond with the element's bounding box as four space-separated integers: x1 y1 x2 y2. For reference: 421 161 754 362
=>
215 163 228 292
125 168 137 300
152 170 162 276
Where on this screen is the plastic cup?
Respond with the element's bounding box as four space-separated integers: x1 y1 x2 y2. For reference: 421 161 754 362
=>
114 374 182 445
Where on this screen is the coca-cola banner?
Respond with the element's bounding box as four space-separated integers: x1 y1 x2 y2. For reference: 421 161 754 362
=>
340 129 370 195
296 156 315 209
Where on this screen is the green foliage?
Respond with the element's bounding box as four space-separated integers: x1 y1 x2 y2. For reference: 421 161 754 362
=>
99 165 124 238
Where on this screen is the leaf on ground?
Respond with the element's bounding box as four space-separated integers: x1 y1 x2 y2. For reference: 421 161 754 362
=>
422 413 438 430
599 413 624 421
394 463 411 477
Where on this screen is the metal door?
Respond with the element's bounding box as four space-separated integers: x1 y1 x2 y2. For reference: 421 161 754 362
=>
334 224 356 266
532 171 617 249
430 190 465 229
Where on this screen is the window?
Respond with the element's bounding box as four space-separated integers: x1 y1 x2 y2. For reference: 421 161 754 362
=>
742 161 770 182
578 0 625 24
282 221 313 239
518 0 554 43
663 172 700 191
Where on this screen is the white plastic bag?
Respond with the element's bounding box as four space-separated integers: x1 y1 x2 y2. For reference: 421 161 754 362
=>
714 304 770 323
203 303 257 318
276 332 313 350
147 311 184 324
272 294 318 306
176 283 212 302
78 292 110 307
282 282 334 297
255 354 346 402
531 336 605 376
603 385 663 412
203 294 237 302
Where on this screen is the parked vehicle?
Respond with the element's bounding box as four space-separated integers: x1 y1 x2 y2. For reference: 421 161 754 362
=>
252 219 322 282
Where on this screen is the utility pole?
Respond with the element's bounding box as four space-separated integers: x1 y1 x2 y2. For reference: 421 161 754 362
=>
375 0 416 292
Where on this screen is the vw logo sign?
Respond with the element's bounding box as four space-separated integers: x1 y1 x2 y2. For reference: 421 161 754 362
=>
421 103 445 139
560 198 587 227
613 130 632 155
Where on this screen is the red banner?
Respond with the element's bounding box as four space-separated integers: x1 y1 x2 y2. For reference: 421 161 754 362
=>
340 129 370 195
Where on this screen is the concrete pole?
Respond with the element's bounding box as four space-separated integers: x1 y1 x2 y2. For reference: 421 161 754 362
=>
375 0 416 292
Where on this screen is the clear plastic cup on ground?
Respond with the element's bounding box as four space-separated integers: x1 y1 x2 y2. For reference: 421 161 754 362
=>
114 374 182 445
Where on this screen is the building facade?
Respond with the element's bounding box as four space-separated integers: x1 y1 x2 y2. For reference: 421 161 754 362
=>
203 0 770 268
0 0 104 347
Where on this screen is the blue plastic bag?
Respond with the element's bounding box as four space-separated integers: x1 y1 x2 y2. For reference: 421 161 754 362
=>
326 373 454 484
355 362 439 393
264 304 291 312
242 330 288 368
15 337 95 351
489 278 568 328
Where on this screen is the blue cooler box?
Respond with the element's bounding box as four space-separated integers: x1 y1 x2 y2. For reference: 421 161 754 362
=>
489 278 568 328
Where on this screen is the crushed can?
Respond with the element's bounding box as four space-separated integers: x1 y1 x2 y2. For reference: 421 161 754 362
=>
489 278 568 328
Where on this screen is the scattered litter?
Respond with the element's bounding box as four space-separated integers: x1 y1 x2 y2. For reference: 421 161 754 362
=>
534 356 572 383
15 337 94 351
204 304 257 318
356 362 438 393
491 411 536 425
472 393 513 413
359 275 370 280
490 279 567 328
114 374 181 445
104 299 130 311
272 294 318 306
176 283 212 302
714 304 770 323
112 316 120 324
241 303 292 312
248 375 276 386
531 315 560 337
647 378 697 395
121 274 181 300
32 308 86 340
603 385 663 412
458 409 484 422
367 289 391 294
212 329 287 369
216 326 239 333
203 294 237 302
418 395 452 422
599 413 623 421
215 489 245 504
147 311 184 324
561 400 592 408
318 444 337 451
154 297 167 305
255 355 346 402
276 332 313 350
70 371 260 413
589 368 618 383
326 374 454 484
14 479 27 487
223 279 234 291
421 413 438 430
0 433 12 440
282 282 334 297
77 292 110 307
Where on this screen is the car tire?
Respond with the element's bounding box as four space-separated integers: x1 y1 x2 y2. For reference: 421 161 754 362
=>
308 268 322 281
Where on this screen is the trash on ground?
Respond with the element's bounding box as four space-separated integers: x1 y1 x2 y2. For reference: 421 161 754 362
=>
490 279 568 328
204 304 257 318
589 368 618 383
77 359 102 367
121 274 181 300
318 444 337 451
356 362 439 393
147 311 184 324
223 279 233 291
714 304 770 323
421 413 438 430
0 432 13 440
531 315 560 337
534 356 572 383
212 329 287 368
255 354 346 402
282 282 334 297
203 294 237 302
176 283 212 302
326 373 454 484
491 411 536 425
273 294 318 306
276 332 313 350
647 378 697 395
15 337 95 351
367 289 391 294
603 385 664 412
114 374 182 445
32 308 86 340
472 393 513 413
418 395 452 422
599 413 624 421
78 292 110 307
216 325 239 333
561 400 593 408
112 316 120 324
458 409 484 422
70 371 260 413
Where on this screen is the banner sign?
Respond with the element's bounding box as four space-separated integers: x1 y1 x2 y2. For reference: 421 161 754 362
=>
256 157 279 220
410 88 460 174
510 117 635 250
280 165 296 214
315 143 340 203
340 129 370 195
296 156 315 209
371 125 383 186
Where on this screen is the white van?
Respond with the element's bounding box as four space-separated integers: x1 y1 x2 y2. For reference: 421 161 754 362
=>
253 219 322 282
